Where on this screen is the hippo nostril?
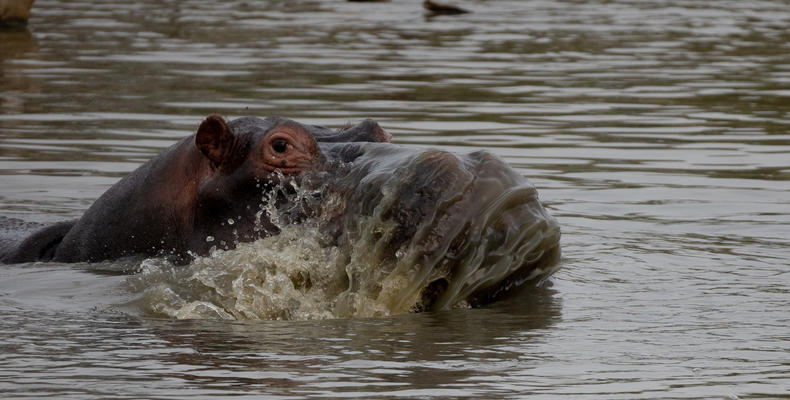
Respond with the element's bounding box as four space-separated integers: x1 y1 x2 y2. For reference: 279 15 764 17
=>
272 139 288 153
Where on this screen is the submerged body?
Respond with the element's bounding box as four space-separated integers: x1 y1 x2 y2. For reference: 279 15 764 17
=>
0 115 559 312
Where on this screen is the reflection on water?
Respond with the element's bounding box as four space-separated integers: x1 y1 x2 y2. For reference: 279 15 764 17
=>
0 279 560 398
1 0 789 398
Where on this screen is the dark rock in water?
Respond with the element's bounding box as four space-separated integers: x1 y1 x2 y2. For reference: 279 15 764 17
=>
423 0 469 15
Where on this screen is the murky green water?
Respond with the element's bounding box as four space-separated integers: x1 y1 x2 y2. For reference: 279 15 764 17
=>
1 0 789 398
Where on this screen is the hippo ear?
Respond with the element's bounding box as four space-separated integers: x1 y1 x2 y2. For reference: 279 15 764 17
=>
195 114 233 167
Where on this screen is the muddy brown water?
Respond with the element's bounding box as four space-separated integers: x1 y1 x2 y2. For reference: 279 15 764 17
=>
1 0 789 398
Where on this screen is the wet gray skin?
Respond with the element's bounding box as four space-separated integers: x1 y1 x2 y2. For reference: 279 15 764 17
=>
0 116 560 310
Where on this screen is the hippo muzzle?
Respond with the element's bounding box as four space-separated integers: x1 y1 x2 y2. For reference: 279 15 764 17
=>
316 142 561 313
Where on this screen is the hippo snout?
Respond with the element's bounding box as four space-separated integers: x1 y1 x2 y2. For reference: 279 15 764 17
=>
319 143 561 312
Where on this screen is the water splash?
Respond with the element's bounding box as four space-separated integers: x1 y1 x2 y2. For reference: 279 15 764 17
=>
127 224 348 320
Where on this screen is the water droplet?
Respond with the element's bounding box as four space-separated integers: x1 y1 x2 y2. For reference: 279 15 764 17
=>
206 236 215 242
228 218 235 225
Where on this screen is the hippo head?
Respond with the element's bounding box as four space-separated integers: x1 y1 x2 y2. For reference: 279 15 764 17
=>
195 114 321 178
187 115 393 256
182 114 560 315
189 115 317 254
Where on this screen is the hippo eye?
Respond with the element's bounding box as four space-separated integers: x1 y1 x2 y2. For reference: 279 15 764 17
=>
272 139 288 153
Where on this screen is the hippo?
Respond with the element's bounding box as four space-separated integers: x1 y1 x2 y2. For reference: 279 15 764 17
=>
0 115 560 310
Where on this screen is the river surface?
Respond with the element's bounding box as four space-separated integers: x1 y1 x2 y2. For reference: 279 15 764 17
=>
1 0 789 398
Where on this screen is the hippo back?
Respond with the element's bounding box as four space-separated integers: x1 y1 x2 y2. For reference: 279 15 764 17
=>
0 217 77 263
